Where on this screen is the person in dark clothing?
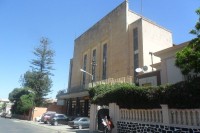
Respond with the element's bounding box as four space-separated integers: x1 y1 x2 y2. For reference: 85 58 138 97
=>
102 115 114 133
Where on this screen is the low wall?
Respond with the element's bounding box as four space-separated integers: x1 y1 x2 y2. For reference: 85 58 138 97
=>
119 107 200 127
117 121 200 133
89 103 200 133
13 114 29 120
32 107 47 121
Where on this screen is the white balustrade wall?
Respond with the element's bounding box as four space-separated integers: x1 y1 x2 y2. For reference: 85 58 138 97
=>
169 109 200 127
120 109 163 124
118 106 200 127
90 103 200 132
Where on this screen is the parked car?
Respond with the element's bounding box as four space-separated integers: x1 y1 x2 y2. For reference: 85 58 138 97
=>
41 111 56 124
49 113 71 126
68 116 77 121
68 117 90 129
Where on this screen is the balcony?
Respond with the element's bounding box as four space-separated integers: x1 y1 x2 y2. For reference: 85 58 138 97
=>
87 76 133 88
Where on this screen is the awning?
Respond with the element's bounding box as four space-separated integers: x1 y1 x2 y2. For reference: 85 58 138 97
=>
58 91 89 99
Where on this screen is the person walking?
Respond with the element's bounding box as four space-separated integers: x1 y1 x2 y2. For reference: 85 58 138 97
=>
102 115 114 133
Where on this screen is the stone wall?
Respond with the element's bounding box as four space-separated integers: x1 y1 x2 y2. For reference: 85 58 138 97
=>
117 121 200 133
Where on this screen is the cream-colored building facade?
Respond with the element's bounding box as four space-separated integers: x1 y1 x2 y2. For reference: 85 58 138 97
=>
153 42 188 85
59 1 173 117
137 42 188 87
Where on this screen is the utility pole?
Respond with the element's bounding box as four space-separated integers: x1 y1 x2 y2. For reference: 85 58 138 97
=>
91 57 96 87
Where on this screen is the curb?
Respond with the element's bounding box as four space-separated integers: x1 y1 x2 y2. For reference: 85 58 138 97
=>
12 119 98 133
13 119 69 133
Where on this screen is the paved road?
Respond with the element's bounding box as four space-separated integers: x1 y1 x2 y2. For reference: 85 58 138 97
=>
0 117 92 133
0 117 58 133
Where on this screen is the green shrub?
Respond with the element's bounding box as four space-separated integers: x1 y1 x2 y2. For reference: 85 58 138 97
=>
88 77 200 109
164 77 200 108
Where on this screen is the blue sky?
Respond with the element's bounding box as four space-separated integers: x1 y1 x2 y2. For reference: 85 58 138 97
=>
0 0 199 99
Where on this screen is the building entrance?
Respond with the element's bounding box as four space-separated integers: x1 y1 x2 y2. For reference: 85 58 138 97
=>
97 108 109 131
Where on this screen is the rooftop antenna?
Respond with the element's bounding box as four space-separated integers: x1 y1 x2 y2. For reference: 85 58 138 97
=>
141 0 143 16
74 32 77 40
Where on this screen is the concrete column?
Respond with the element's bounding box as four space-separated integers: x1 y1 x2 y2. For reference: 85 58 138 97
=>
76 97 80 115
109 103 120 133
84 99 89 117
89 104 97 132
161 104 170 125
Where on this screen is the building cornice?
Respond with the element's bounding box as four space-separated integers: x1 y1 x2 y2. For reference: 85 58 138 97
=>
58 91 89 99
153 41 189 58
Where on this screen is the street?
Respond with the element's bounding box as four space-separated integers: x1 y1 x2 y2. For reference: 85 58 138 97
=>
0 117 57 133
0 117 91 133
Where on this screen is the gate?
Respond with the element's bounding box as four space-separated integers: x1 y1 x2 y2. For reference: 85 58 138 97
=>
97 108 109 131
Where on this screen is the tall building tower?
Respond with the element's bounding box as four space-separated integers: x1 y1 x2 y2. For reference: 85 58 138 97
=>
59 1 172 117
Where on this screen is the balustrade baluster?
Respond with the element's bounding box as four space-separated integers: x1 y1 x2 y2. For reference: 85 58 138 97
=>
180 111 184 125
126 109 128 120
157 110 160 123
190 111 194 126
185 111 188 125
196 111 200 126
138 110 141 121
133 110 136 120
128 110 130 120
147 110 149 122
123 110 126 120
175 111 178 124
193 110 197 126
126 110 128 120
141 110 143 121
177 110 181 125
153 110 155 122
150 110 152 122
171 110 174 124
136 110 138 121
154 110 157 123
132 109 134 120
144 110 146 122
122 110 123 119
141 110 144 121
130 109 132 120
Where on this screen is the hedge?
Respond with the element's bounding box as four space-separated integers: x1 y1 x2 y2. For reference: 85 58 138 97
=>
88 77 200 109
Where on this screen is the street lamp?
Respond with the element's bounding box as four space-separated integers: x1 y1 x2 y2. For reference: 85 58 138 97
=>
80 69 94 87
149 52 154 71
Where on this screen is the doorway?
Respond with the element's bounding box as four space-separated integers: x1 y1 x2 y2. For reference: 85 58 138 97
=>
97 108 109 131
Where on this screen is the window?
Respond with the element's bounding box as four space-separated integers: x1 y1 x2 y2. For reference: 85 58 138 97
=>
134 53 139 69
133 28 139 82
82 54 87 86
102 44 107 80
58 115 63 118
134 53 139 82
81 118 88 121
92 49 96 81
142 83 152 87
133 28 138 51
